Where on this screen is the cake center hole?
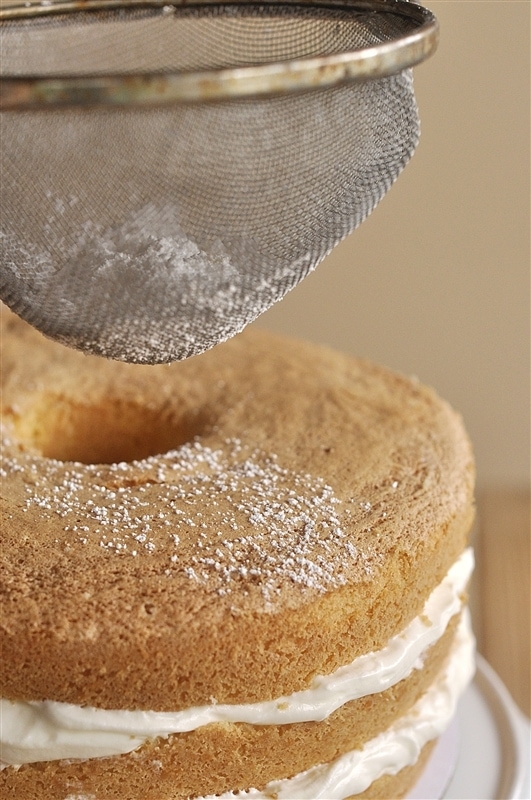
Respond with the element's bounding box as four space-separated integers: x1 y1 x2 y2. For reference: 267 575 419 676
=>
15 394 208 464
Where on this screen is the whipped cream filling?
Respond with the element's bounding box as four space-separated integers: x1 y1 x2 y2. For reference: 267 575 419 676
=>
0 548 473 767
199 609 476 800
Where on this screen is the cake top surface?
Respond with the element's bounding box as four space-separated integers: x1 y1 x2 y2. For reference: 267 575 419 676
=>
1 307 474 618
0 308 476 708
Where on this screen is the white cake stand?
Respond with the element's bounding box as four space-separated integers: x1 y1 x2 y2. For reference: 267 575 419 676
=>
408 654 530 800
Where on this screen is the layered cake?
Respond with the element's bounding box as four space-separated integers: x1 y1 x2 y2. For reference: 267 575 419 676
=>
0 308 475 799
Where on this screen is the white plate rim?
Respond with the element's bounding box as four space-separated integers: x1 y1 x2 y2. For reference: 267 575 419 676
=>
472 654 530 800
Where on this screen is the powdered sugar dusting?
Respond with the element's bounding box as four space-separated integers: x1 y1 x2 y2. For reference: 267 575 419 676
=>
64 795 96 800
2 201 309 364
1 436 381 602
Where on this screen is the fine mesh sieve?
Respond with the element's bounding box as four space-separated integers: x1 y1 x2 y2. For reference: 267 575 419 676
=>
0 0 438 364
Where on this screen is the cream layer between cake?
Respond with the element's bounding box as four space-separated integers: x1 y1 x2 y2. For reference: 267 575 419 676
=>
198 609 475 800
1 548 473 767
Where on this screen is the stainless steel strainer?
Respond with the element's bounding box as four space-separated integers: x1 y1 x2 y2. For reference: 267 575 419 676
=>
0 0 438 364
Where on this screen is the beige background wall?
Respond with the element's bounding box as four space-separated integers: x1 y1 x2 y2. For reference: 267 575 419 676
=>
254 0 530 491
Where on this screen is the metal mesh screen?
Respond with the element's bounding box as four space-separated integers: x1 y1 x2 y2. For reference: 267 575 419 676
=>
1 4 421 363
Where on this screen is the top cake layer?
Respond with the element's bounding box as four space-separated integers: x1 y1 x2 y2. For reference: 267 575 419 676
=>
0 309 475 711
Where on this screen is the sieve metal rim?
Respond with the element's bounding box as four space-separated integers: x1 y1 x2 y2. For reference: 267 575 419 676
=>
0 0 438 109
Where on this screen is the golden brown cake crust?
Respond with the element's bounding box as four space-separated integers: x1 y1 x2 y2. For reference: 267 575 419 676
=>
0 308 475 710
